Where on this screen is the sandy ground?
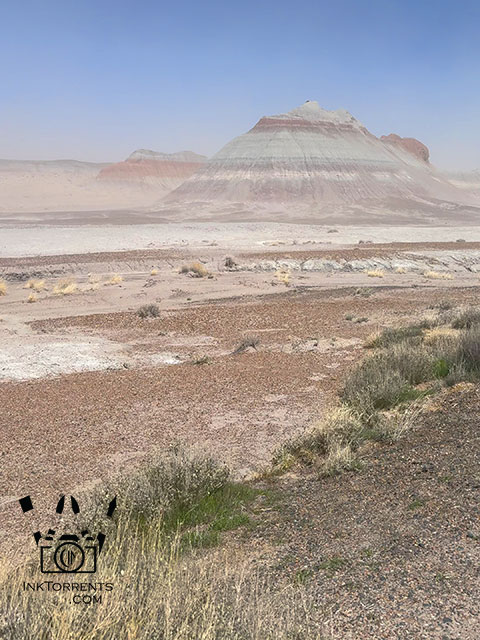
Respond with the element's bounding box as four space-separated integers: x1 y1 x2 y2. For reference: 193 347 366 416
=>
3 220 480 257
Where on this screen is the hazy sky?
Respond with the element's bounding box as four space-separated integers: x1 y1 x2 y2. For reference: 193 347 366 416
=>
1 0 479 169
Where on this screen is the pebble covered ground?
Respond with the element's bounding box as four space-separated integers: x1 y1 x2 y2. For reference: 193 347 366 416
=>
249 385 480 639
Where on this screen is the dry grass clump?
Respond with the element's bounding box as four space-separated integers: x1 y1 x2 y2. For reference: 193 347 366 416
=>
394 266 406 274
23 279 46 291
0 541 318 640
180 262 209 278
105 273 123 285
423 270 453 280
137 303 160 319
423 327 458 345
0 446 320 639
26 293 37 303
150 268 159 276
233 335 260 354
365 269 384 278
369 404 423 442
274 407 364 476
0 280 7 296
53 278 78 295
365 324 425 349
275 269 290 286
364 331 381 348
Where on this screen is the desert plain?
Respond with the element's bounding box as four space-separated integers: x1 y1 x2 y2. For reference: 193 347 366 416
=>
1 211 480 637
1 101 480 639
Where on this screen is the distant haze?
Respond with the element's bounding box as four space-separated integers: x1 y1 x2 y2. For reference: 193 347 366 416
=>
1 0 479 170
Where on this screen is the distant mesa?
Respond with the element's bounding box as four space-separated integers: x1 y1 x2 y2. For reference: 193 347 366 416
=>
164 100 463 210
98 149 207 187
0 149 207 213
380 134 430 163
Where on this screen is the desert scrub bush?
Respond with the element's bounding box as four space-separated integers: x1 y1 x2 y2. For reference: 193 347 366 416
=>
180 262 208 278
354 287 373 297
451 307 480 329
26 293 37 303
395 266 406 274
434 299 453 311
342 342 435 414
150 268 158 276
105 446 229 527
53 278 78 295
0 280 7 296
366 269 384 278
192 355 212 365
423 270 453 280
444 361 472 387
137 303 160 318
233 335 260 354
224 256 237 270
23 279 46 291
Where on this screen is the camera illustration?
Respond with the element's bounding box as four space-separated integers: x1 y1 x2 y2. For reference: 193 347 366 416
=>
19 494 117 574
39 531 98 574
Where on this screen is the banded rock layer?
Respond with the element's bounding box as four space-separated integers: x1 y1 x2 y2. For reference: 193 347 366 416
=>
98 149 206 190
165 101 471 208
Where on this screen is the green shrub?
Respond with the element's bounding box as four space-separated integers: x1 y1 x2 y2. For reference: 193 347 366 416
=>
433 358 450 378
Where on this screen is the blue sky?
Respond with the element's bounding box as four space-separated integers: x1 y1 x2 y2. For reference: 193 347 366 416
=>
1 0 479 169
